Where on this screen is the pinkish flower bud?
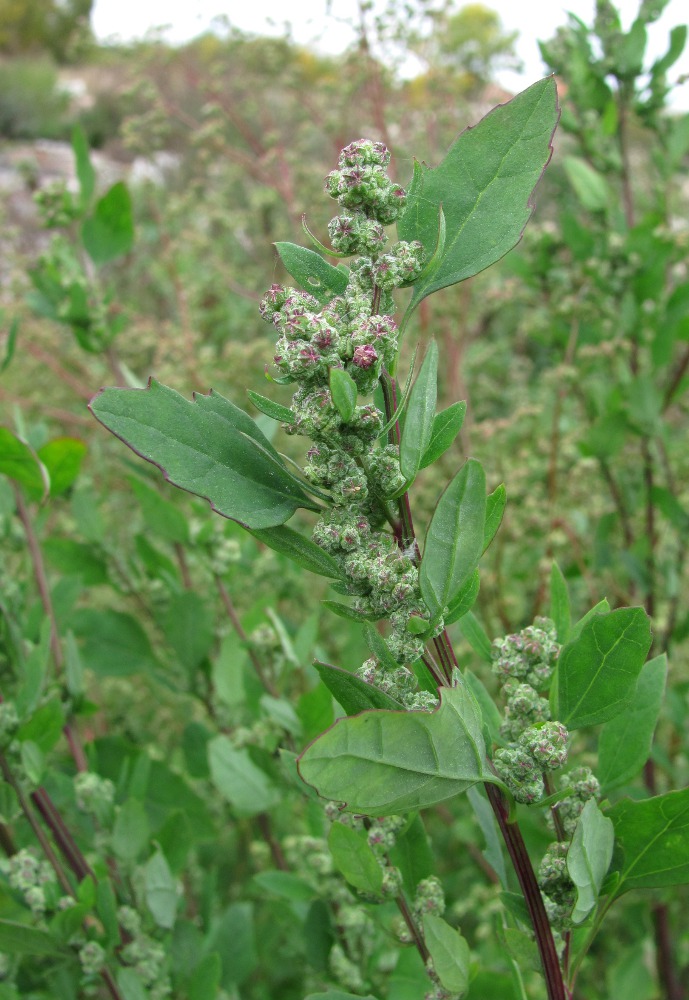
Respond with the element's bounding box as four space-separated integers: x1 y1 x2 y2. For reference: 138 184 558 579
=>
352 344 378 369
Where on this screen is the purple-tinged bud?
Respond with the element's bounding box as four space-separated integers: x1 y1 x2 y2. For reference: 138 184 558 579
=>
352 344 378 368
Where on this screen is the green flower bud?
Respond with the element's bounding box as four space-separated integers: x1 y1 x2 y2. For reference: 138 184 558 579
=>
519 721 569 771
493 746 545 804
492 618 560 690
365 444 407 498
79 941 106 977
539 841 575 906
500 681 551 741
413 876 445 918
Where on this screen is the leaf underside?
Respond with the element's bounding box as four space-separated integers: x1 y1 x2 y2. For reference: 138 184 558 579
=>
298 685 497 815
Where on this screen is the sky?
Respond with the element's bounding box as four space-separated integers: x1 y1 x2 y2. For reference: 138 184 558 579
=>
91 0 689 107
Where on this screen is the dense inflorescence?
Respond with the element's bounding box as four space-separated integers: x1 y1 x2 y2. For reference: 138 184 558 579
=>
490 620 603 931
491 618 567 804
259 140 433 710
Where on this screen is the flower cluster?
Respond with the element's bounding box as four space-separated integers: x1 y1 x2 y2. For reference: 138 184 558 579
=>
74 771 116 824
6 848 62 916
491 619 568 803
259 140 433 708
537 766 603 930
538 841 576 930
324 140 407 224
553 766 601 836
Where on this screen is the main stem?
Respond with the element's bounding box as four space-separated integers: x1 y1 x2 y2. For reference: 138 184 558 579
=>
379 365 567 1000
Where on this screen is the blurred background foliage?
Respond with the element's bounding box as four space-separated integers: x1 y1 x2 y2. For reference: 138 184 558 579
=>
0 0 688 997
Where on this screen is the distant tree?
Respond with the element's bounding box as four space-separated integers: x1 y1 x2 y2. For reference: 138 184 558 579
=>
0 0 93 63
411 2 521 92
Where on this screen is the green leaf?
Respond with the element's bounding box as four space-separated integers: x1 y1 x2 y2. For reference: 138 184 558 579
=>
261 694 302 736
247 390 294 425
410 205 446 291
298 682 334 744
567 800 614 924
112 798 150 861
161 591 214 672
562 156 611 212
188 954 222 1000
208 735 280 816
16 619 50 718
314 661 403 715
406 615 430 635
557 608 652 729
609 788 689 893
389 815 435 894
250 525 343 579
64 631 84 698
569 599 610 642
467 785 508 887
303 900 334 972
37 438 86 496
422 914 470 995
420 459 486 614
43 538 108 585
499 890 531 927
650 486 689 533
90 379 319 529
400 341 438 480
117 968 148 1000
210 902 257 986
329 367 358 422
0 920 64 956
322 600 380 623
128 476 189 544
444 570 480 625
457 611 493 663
96 878 120 947
145 849 177 929
483 484 506 552
550 562 571 643
419 402 466 470
252 870 315 902
388 948 429 1000
597 654 667 792
20 740 44 785
275 242 349 303
328 823 384 895
82 181 134 264
72 125 95 209
616 18 647 77
298 685 500 816
18 701 64 753
363 622 402 673
71 609 158 677
652 23 687 74
398 78 559 310
464 670 502 745
0 427 49 499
